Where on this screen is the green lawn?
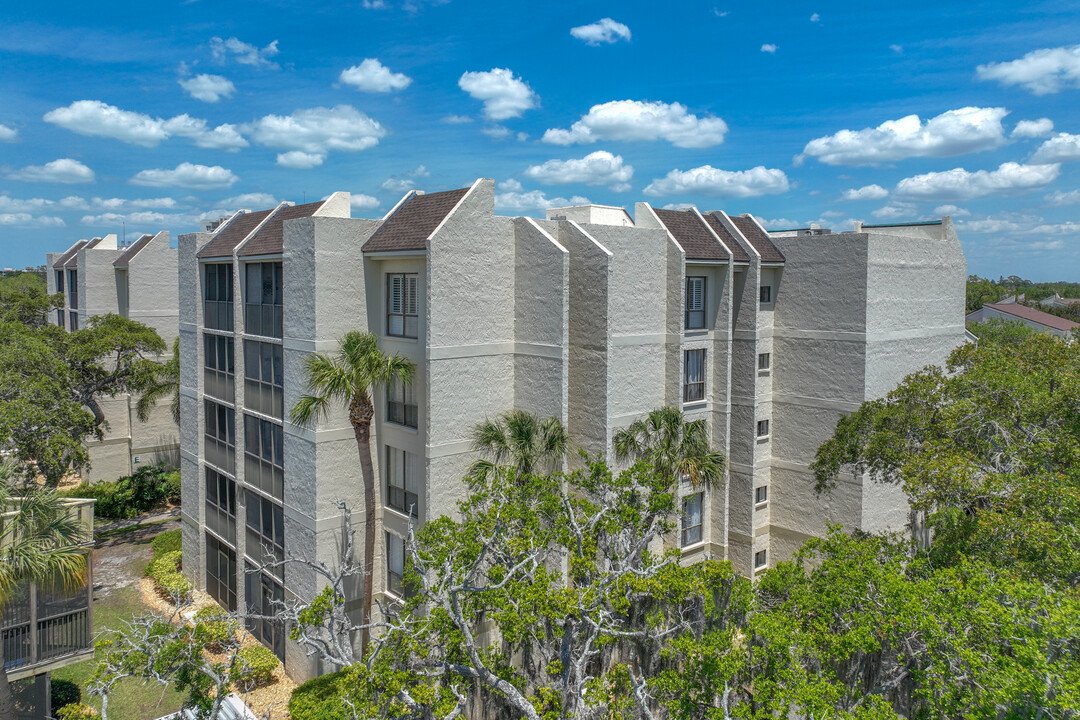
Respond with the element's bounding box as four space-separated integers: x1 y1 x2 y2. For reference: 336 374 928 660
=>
52 526 187 720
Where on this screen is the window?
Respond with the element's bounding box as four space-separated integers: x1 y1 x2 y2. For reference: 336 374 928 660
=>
245 489 284 574
204 400 235 473
684 349 706 403
55 270 64 293
685 276 706 330
204 334 235 401
203 263 233 332
386 377 417 429
754 549 768 569
244 341 283 418
758 353 770 371
57 309 64 329
245 262 283 338
681 492 703 547
755 486 768 506
759 285 771 304
386 533 415 599
68 270 78 309
244 415 283 499
387 273 418 338
245 563 285 660
206 534 237 611
68 311 79 331
205 468 236 543
386 446 420 518
756 419 770 438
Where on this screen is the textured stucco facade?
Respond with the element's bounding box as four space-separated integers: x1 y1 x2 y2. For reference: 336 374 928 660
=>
175 182 967 681
46 232 179 481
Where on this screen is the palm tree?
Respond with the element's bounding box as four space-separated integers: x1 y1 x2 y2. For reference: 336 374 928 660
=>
612 407 725 487
467 410 568 483
0 459 90 717
136 337 181 425
290 331 414 655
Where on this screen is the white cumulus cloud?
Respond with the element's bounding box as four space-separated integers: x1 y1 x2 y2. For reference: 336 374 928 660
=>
1045 189 1080 206
179 73 236 103
761 43 777 53
523 151 633 190
245 105 386 156
350 194 380 210
81 211 169 226
130 163 238 189
839 184 889 201
494 189 591 213
381 178 415 193
810 13 820 22
276 151 325 169
0 195 55 212
894 162 1060 201
0 213 64 227
6 158 95 184
643 165 789 198
976 45 1080 95
210 36 280 68
933 204 971 217
44 100 248 150
219 193 278 209
800 107 1009 165
543 99 727 148
441 114 473 124
458 68 539 120
1011 118 1054 138
339 58 412 92
0 123 16 141
570 18 631 45
161 115 248 151
871 202 917 219
1031 133 1080 163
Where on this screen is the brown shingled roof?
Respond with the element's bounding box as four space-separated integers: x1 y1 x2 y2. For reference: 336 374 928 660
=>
63 238 102 267
983 303 1080 333
730 216 785 263
54 240 88 269
197 209 275 259
362 188 470 253
653 209 729 261
701 214 752 263
113 235 154 268
238 201 325 257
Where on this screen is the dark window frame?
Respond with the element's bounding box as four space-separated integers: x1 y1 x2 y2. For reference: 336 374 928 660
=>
386 377 418 429
757 419 770 438
681 492 704 547
203 263 234 332
385 446 419 518
203 334 235 401
759 285 772 304
206 533 237 611
386 273 419 339
758 352 770 371
754 549 768 569
755 485 768 506
685 276 707 330
683 348 706 403
244 340 284 418
244 262 283 338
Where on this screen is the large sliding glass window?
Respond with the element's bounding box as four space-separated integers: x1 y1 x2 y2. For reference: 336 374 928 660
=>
204 334 235 402
244 490 284 574
243 415 283 499
206 534 237 611
244 341 283 418
67 270 78 309
245 563 285 660
245 262 283 338
205 467 236 543
385 446 420 518
204 400 235 473
203 263 233 332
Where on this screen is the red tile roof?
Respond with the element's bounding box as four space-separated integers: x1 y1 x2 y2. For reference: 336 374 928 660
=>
362 188 470 253
113 235 154 268
197 208 275 259
984 303 1080 333
237 201 325 257
53 240 88 269
730 216 785 263
653 209 729 261
701 213 752 263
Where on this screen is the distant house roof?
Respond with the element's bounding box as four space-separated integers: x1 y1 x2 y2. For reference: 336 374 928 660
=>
701 213 752 263
362 187 470 253
53 240 88 269
113 235 154 268
729 216 785 263
653 209 730 261
197 208 275 259
981 302 1079 333
237 201 325 257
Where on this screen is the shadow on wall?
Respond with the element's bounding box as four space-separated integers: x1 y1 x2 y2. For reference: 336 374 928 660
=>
143 433 180 470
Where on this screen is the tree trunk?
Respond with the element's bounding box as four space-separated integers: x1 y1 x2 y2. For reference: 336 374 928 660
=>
349 393 376 656
0 646 15 720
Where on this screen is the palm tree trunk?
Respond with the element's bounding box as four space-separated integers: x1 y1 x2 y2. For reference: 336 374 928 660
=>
349 394 377 656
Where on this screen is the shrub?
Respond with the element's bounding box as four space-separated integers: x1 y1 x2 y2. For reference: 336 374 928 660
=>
50 679 81 710
288 671 351 720
162 470 181 503
145 549 191 599
56 703 98 720
231 645 279 689
61 464 179 519
193 605 234 648
152 528 182 557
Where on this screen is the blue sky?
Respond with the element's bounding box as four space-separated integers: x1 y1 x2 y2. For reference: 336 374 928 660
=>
1 0 1078 280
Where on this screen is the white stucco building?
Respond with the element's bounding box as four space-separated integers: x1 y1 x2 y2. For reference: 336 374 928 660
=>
176 180 967 680
45 232 180 481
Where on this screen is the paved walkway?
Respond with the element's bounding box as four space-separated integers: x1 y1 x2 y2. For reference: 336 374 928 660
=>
95 505 180 533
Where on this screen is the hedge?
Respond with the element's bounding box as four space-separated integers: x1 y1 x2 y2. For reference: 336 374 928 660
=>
152 528 182 556
193 605 234 648
288 671 351 720
231 645 279 689
63 464 179 519
145 549 191 599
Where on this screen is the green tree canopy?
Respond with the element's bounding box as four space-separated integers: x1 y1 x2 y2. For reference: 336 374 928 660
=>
0 272 62 328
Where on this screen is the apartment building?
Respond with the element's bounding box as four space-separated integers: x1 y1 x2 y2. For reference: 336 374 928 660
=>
177 179 966 681
45 232 180 481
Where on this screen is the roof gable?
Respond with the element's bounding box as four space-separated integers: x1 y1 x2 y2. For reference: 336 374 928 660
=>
197 208 275 259
701 213 751 263
362 187 470 253
653 209 729 261
237 201 326 257
729 216 785 263
113 235 154 268
53 240 88 269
